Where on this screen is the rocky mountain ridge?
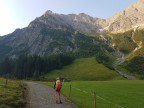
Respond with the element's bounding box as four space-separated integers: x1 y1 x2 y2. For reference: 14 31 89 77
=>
106 0 144 32
0 0 144 60
27 0 144 33
28 10 106 33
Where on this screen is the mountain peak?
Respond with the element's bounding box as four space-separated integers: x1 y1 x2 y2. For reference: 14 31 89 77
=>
140 0 144 3
106 0 144 33
45 10 54 15
79 13 89 16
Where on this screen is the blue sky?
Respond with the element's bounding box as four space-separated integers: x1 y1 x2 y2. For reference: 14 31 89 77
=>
0 0 138 36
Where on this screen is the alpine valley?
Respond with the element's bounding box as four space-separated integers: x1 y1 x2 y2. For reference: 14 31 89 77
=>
0 0 144 79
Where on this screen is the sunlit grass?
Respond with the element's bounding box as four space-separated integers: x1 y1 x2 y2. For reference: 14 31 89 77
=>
45 57 124 81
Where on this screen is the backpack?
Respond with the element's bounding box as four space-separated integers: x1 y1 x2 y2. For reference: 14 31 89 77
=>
55 80 62 91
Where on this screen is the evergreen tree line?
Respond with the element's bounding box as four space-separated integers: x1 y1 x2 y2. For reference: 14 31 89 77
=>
0 54 75 80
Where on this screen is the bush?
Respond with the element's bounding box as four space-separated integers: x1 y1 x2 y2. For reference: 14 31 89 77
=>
127 56 144 75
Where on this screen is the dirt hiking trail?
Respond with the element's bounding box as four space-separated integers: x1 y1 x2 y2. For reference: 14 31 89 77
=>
26 82 77 108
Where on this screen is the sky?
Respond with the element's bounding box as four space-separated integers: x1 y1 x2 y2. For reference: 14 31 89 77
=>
0 0 138 36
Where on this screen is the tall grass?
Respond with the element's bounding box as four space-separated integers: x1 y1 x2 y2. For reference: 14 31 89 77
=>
0 78 26 108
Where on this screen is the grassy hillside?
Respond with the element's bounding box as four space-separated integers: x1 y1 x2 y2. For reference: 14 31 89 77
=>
126 29 144 59
0 78 26 108
120 56 144 79
134 28 144 45
116 29 144 78
43 80 144 108
45 57 124 81
110 30 137 54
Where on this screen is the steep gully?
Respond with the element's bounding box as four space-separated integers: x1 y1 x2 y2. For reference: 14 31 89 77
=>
112 51 136 80
99 34 135 79
132 27 142 53
110 28 143 80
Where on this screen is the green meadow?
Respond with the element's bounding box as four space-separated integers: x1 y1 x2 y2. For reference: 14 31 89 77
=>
45 57 124 81
44 80 144 108
0 78 26 108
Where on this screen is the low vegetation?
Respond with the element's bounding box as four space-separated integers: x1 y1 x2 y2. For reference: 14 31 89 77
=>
0 78 26 108
45 57 124 81
109 29 144 79
127 29 144 60
133 29 144 45
43 80 144 108
119 56 144 79
110 30 137 53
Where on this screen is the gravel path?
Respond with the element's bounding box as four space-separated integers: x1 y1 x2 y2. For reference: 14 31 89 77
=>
26 82 77 108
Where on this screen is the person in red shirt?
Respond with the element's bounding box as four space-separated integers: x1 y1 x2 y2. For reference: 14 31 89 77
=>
54 77 62 104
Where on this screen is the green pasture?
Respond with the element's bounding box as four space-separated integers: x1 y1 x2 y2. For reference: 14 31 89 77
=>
43 80 144 108
0 78 26 108
45 57 124 81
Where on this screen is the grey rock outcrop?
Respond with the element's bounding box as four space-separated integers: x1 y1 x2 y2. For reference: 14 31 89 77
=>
106 0 144 32
28 10 105 33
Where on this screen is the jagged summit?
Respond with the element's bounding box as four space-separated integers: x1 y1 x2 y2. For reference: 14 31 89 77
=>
140 0 144 3
28 10 103 33
28 0 144 33
40 0 144 33
105 0 144 32
78 13 91 17
44 10 54 15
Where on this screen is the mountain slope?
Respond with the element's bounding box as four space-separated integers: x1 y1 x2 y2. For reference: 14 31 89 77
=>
45 57 124 81
0 10 115 61
106 0 144 32
0 26 115 61
109 28 144 78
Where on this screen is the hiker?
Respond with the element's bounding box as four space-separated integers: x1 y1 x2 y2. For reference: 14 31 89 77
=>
54 77 62 104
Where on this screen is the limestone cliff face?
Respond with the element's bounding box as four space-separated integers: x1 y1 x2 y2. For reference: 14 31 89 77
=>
106 0 144 32
28 10 103 33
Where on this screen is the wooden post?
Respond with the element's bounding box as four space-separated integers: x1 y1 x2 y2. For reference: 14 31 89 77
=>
5 79 8 87
69 84 71 97
94 92 96 108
